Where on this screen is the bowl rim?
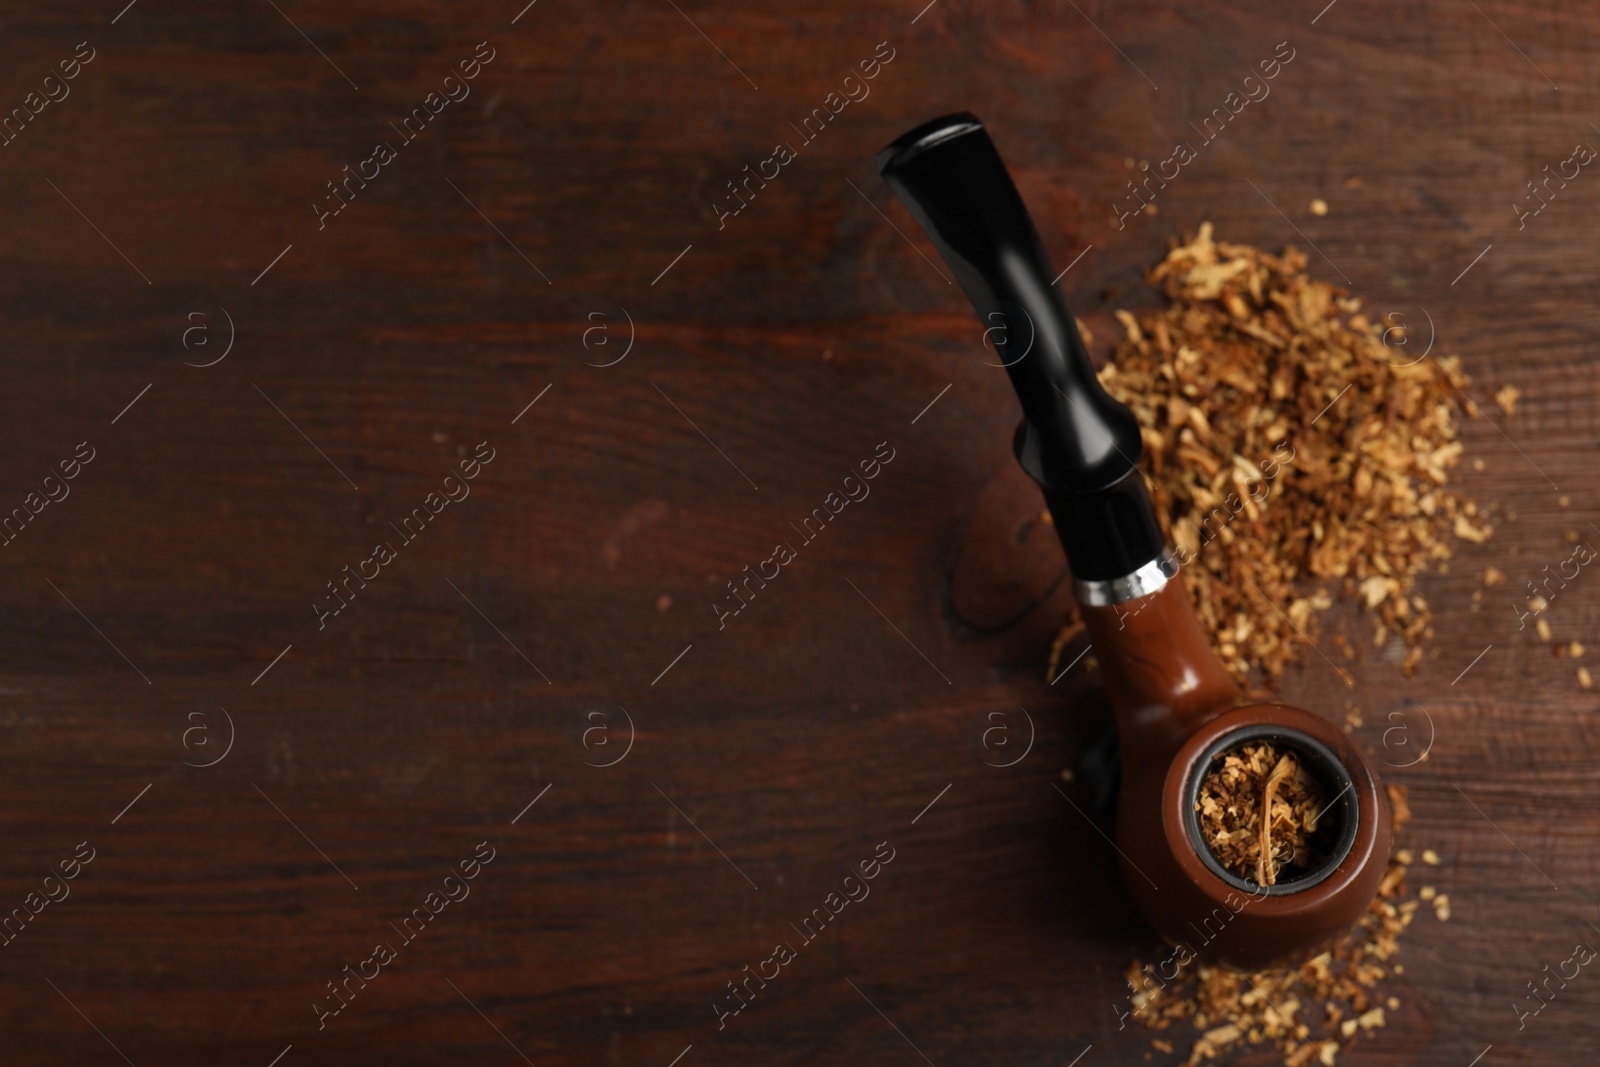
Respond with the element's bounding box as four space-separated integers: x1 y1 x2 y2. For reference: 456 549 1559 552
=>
1181 722 1361 897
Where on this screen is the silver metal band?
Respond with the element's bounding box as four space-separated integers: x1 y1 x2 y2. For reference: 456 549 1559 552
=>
1072 551 1179 606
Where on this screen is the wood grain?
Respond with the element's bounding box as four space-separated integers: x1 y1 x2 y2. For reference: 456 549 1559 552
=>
0 1 1596 1064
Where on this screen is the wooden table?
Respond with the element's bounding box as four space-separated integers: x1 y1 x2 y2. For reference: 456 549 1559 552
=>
1 1 1594 1063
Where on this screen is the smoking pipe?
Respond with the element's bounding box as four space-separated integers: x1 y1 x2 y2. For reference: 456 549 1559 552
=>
878 114 1390 970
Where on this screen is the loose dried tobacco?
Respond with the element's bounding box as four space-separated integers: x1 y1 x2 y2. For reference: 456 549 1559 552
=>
1088 224 1490 682
1195 742 1335 886
1126 785 1429 1066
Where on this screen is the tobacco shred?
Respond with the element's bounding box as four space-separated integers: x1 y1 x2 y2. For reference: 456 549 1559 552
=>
1195 742 1334 886
1085 224 1490 682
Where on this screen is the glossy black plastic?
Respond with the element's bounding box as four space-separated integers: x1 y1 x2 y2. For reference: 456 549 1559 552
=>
878 112 1164 581
1038 466 1169 583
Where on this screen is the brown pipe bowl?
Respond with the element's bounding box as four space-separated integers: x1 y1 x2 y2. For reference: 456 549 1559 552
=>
1113 702 1392 971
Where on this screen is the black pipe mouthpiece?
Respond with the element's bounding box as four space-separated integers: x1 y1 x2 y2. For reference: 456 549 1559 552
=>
877 112 1165 582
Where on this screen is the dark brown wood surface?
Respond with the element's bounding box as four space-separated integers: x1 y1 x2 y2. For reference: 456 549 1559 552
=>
1 1 1596 1064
